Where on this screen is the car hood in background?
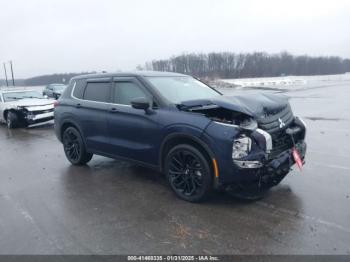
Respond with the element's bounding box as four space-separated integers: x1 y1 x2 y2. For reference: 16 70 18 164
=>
7 98 54 108
180 93 290 118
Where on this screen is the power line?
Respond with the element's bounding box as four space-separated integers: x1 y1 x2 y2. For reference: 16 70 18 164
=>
9 61 15 86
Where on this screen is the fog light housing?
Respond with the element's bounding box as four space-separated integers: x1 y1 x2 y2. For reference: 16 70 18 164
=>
234 160 263 169
232 135 252 159
26 112 35 120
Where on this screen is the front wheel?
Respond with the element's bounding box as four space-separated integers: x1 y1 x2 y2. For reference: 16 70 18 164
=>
6 111 19 129
62 127 93 165
164 144 213 202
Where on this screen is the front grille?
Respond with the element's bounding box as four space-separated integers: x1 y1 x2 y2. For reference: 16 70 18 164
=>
269 130 294 159
31 108 54 115
257 104 294 134
257 105 302 159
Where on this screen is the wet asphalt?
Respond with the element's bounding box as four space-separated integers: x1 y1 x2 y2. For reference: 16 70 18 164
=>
0 81 349 255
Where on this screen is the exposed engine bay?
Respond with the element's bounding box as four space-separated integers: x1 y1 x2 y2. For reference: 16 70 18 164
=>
179 93 290 130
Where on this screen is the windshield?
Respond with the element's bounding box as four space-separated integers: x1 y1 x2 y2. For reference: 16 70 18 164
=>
146 76 220 104
3 91 44 102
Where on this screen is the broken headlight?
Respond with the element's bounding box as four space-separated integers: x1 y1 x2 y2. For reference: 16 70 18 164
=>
232 135 252 159
25 111 35 120
239 118 258 131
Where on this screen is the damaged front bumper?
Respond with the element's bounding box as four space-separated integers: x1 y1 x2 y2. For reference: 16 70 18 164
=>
231 141 306 189
18 104 54 125
25 111 54 124
234 141 306 170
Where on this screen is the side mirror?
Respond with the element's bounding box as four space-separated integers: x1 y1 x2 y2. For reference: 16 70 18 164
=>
131 97 151 111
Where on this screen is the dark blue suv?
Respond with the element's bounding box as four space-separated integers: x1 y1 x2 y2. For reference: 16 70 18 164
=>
54 71 306 202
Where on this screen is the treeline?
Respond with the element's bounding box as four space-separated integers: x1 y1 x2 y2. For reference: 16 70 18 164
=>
24 73 92 86
146 52 350 79
0 72 97 87
0 79 25 86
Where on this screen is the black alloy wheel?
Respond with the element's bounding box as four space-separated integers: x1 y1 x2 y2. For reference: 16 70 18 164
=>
62 127 93 165
165 144 212 202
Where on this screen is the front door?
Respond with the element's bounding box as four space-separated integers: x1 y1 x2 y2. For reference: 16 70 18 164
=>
106 77 161 165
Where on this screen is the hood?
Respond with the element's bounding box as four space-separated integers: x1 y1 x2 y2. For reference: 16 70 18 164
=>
7 98 54 108
180 93 289 118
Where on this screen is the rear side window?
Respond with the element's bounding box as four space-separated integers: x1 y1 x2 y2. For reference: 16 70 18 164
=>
113 81 147 105
83 82 110 102
73 80 86 99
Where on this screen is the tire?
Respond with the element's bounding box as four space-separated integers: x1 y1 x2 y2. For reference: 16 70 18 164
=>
6 111 19 129
164 144 213 202
62 127 93 165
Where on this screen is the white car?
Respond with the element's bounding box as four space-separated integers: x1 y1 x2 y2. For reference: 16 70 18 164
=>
0 88 55 128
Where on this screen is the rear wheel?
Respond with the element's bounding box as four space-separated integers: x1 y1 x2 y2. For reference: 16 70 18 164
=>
164 144 212 202
62 127 93 165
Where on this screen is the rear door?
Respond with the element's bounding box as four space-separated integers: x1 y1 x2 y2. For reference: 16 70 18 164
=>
106 77 161 165
75 78 111 153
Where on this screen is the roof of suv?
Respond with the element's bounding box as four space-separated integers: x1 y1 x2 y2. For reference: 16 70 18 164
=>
72 71 187 80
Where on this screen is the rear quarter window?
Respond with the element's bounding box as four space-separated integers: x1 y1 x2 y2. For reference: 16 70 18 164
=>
72 80 86 99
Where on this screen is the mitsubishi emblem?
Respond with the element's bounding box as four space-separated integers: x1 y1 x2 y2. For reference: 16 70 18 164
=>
278 118 286 129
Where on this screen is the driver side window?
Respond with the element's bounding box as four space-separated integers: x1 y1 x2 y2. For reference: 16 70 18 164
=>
113 81 147 105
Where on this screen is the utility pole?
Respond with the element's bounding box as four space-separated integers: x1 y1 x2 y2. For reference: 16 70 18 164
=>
3 63 9 87
9 61 15 86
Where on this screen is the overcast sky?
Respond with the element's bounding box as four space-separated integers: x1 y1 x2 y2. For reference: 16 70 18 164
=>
1 0 349 78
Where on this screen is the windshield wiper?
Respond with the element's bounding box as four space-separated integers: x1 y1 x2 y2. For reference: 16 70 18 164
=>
6 96 23 100
23 96 44 99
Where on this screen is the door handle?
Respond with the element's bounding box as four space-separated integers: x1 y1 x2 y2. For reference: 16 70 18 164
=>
76 103 81 108
109 107 118 113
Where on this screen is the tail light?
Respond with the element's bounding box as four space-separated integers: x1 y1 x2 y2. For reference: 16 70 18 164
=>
54 100 59 107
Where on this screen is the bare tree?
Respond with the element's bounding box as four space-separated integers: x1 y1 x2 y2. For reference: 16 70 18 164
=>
146 52 350 79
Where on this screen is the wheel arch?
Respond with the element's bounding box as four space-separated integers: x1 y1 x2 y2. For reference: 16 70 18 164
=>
3 109 19 121
60 120 85 142
159 133 216 174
